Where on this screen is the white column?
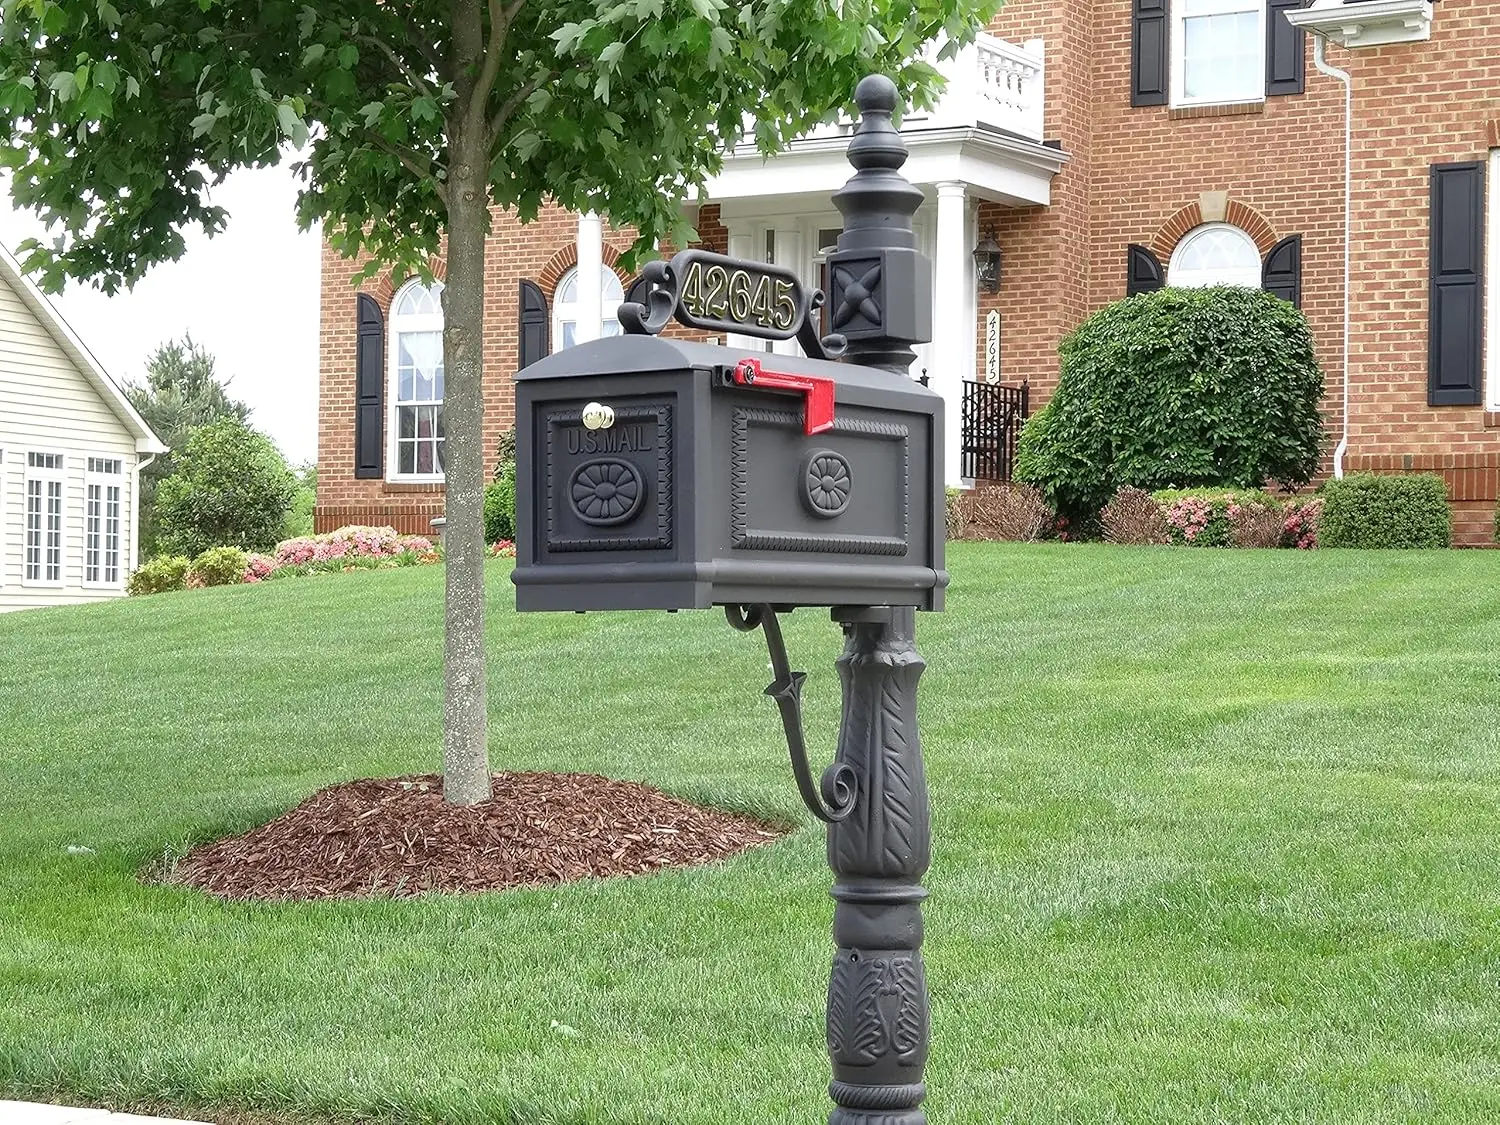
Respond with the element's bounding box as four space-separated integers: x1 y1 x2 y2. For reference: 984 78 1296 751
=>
575 211 604 344
772 227 804 357
933 181 969 487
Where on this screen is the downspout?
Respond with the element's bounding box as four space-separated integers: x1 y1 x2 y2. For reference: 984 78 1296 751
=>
131 454 155 574
1313 35 1353 478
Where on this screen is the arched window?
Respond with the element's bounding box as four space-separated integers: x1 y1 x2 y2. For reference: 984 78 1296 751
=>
388 279 445 480
1168 223 1262 289
553 266 624 351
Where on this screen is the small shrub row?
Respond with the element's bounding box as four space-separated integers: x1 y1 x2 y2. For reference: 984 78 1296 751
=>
1320 473 1451 549
126 547 251 596
946 484 1052 542
1100 487 1322 549
128 526 439 595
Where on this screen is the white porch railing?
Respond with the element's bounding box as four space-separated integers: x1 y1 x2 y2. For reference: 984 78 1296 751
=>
931 34 1046 140
750 33 1046 147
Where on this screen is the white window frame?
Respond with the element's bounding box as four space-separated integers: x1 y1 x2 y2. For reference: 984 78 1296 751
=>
1168 222 1264 289
84 457 124 589
386 278 446 483
24 451 66 588
551 265 625 353
1486 149 1500 409
1170 0 1267 109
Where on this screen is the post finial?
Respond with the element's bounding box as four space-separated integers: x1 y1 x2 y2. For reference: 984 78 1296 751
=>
824 75 932 374
846 74 909 174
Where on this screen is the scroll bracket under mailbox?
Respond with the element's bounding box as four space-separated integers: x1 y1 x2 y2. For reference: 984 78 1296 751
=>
726 604 857 823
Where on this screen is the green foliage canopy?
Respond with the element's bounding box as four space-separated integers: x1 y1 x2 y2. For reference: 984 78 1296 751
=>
0 0 1000 292
155 418 296 557
124 334 251 556
1016 286 1326 520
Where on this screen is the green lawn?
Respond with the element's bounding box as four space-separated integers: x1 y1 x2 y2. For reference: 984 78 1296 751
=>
4 544 1500 1124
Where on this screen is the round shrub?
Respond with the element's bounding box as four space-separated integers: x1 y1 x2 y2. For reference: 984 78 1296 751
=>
126 555 191 596
1319 473 1451 549
155 419 296 557
188 546 249 587
484 463 517 545
1015 286 1325 522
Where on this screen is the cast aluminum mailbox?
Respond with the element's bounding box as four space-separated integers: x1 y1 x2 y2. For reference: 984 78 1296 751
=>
511 335 947 613
510 76 947 1125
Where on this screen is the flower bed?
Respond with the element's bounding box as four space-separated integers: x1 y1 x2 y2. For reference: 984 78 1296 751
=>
1098 487 1321 549
246 525 438 582
128 526 442 596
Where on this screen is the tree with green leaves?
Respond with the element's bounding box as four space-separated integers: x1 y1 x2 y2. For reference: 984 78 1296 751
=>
155 417 297 557
125 334 251 557
0 0 998 805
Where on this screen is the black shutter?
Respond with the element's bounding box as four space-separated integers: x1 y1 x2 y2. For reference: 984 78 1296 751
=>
1266 0 1306 97
354 293 384 479
1127 245 1166 296
1262 235 1303 307
1131 0 1169 107
1429 162 1485 406
519 279 549 369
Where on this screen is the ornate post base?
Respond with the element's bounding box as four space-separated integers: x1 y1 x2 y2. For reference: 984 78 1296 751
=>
825 606 930 1125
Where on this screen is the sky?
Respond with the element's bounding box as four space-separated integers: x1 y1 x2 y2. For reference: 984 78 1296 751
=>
0 162 322 465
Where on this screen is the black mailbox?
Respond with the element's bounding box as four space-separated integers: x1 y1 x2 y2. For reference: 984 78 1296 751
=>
511 76 951 1125
512 337 946 613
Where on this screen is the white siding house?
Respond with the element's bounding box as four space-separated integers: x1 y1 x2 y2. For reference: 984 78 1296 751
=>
0 244 166 612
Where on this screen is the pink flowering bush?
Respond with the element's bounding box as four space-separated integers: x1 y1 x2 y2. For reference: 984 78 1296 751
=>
490 539 516 559
1159 493 1232 547
1150 488 1315 549
1281 498 1322 550
133 525 444 595
240 525 439 583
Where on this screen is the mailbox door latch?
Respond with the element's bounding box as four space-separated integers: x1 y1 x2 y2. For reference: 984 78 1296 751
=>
728 358 835 435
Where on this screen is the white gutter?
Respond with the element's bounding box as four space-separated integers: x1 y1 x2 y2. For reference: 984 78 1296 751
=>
1313 35 1353 478
131 454 156 574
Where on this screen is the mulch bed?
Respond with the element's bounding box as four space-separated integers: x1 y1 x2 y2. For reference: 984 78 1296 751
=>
162 772 788 902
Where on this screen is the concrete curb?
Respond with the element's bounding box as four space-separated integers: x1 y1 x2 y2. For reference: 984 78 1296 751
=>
0 1102 212 1124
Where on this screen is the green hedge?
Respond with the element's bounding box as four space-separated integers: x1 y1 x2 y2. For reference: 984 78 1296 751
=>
484 463 517 545
1319 474 1451 549
1015 286 1324 522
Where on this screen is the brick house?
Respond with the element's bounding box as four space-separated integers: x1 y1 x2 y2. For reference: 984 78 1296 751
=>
318 0 1500 542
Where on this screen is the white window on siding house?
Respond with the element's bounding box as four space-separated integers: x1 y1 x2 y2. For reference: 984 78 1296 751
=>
25 452 65 586
1172 0 1265 108
387 279 446 481
1168 223 1263 289
85 457 124 587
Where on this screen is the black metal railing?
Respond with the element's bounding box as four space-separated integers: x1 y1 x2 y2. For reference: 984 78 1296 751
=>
960 379 1029 482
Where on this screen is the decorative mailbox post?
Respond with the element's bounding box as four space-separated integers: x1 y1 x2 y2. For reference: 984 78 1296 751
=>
513 76 945 1124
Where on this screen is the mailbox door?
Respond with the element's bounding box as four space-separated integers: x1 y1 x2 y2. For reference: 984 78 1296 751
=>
514 371 708 611
702 389 944 610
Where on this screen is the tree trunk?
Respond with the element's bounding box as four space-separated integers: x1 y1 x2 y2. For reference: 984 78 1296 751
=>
439 65 493 806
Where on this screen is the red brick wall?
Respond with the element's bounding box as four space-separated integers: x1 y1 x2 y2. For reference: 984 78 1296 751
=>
986 1 1500 543
981 1 1093 402
318 8 1500 542
316 204 719 533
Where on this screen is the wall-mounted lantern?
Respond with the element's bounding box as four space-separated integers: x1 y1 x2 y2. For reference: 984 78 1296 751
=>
973 230 1003 294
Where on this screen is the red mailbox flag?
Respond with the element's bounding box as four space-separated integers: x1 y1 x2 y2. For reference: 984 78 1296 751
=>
729 357 836 436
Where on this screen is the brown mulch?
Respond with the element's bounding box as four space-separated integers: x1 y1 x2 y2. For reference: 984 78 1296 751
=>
161 772 789 902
